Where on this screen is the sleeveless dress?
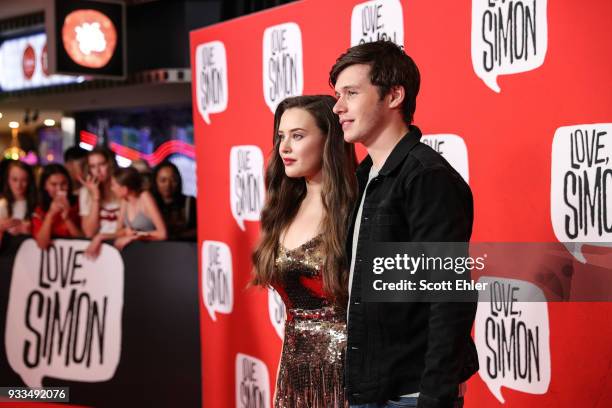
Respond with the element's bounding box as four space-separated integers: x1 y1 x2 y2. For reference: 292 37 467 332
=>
123 208 156 232
272 234 348 408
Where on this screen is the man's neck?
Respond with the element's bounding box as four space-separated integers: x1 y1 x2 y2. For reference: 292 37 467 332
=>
365 121 410 169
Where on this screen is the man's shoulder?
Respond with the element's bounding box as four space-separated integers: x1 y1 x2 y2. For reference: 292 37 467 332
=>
391 142 451 179
398 142 468 189
408 142 452 170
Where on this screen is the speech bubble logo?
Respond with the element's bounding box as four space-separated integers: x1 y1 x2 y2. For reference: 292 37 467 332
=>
195 40 228 124
235 352 271 408
202 240 233 322
5 239 123 387
551 123 612 262
471 0 548 93
475 276 551 403
262 22 303 114
351 0 404 47
230 145 265 231
422 134 470 183
268 288 286 339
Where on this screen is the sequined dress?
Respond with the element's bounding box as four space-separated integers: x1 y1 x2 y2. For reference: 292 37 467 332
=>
272 234 348 408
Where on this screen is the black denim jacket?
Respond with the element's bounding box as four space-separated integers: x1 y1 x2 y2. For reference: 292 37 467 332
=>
345 125 479 407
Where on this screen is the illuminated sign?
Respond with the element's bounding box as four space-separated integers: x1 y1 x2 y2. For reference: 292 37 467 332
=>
62 9 117 68
80 130 196 167
0 32 84 92
22 45 35 79
46 0 125 78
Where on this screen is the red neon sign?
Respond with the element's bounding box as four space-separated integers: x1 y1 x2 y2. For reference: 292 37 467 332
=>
80 131 195 167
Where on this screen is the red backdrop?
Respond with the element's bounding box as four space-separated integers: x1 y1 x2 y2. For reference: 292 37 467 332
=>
190 1 612 407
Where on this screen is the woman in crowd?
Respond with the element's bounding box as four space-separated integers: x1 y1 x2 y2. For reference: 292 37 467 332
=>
79 146 120 237
32 164 82 249
86 166 166 257
0 161 37 242
251 95 357 407
151 161 197 240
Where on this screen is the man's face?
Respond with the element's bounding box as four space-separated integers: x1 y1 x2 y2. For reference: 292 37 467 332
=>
333 64 386 146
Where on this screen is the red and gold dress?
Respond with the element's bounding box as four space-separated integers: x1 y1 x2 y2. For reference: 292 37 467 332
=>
272 235 348 408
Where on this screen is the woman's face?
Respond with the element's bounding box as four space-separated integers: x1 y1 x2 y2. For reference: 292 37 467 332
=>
156 166 178 200
8 165 28 199
277 108 325 179
45 174 69 199
110 177 128 199
88 153 110 182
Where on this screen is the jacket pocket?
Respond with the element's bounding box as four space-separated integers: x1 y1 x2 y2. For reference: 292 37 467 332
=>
372 213 403 241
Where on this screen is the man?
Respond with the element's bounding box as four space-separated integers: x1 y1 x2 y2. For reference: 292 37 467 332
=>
330 41 478 408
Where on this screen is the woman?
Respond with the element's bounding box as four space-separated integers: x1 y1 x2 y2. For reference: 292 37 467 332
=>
151 161 197 240
0 161 37 242
32 164 82 249
86 167 166 258
252 95 357 407
79 147 120 237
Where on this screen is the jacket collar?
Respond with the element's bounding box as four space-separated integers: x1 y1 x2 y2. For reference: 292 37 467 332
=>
356 125 422 178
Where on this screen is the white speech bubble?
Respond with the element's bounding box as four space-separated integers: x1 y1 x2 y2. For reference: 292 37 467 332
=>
351 0 404 47
5 239 123 387
235 353 271 408
551 123 612 262
230 145 266 231
262 22 303 114
268 288 286 340
195 40 228 125
475 276 551 403
422 134 470 183
202 240 234 322
471 0 548 93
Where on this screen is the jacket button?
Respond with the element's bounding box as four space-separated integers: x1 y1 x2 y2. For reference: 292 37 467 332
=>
354 301 360 305
351 346 359 350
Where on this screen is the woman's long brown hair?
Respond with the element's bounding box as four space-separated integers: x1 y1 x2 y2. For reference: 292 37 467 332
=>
251 95 357 306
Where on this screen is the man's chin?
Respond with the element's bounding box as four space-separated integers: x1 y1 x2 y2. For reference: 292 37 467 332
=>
344 133 360 144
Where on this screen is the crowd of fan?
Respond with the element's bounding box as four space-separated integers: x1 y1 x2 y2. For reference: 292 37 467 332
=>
0 146 197 257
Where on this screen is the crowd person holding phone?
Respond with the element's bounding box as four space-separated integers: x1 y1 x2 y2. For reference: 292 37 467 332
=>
32 164 82 249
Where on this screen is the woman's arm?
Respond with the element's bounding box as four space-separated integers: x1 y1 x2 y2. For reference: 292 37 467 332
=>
34 207 59 249
87 201 128 258
0 201 19 233
112 200 140 250
138 191 167 241
64 214 83 237
79 180 102 237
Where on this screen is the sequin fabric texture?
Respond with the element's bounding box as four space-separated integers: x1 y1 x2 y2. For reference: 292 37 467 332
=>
272 234 348 408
